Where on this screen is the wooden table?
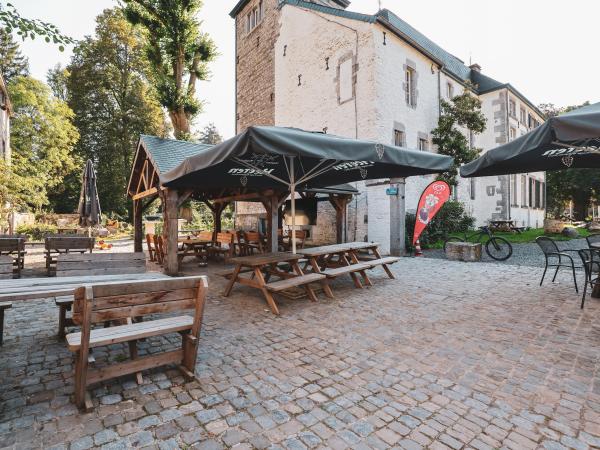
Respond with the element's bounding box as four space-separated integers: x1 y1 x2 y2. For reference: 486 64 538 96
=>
0 272 170 302
489 220 524 233
178 238 212 263
223 252 325 315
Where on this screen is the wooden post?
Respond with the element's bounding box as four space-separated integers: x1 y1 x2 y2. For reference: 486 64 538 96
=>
329 195 351 244
133 199 143 253
162 189 180 276
261 196 279 253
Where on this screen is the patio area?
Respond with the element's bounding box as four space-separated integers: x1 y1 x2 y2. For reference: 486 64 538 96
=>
1 257 600 450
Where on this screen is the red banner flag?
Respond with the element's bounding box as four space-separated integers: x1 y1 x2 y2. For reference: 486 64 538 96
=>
412 180 451 245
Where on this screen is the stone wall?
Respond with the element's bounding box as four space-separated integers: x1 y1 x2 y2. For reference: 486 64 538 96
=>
235 0 281 132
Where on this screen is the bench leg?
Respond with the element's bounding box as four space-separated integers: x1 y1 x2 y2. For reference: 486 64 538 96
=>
254 268 280 315
372 248 395 279
308 257 334 299
128 340 144 385
223 264 242 297
291 262 318 303
58 305 67 339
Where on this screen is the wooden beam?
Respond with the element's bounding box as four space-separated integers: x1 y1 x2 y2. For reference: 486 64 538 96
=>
132 187 159 201
329 194 351 244
133 199 143 253
161 189 180 276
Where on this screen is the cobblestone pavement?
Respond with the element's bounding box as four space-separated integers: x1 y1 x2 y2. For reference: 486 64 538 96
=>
1 258 600 449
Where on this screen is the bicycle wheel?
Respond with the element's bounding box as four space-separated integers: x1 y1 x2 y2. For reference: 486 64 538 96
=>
485 237 512 261
443 237 463 253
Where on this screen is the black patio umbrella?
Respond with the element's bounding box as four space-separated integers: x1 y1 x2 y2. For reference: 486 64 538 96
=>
78 159 102 232
461 102 600 177
162 126 453 252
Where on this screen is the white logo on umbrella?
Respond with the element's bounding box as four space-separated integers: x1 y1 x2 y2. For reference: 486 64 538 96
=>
561 155 574 167
375 143 385 160
360 167 368 179
240 175 248 186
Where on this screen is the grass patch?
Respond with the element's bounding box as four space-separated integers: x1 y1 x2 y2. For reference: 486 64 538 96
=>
428 227 590 249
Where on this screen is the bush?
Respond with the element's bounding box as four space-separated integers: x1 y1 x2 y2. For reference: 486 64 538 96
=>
16 223 58 241
405 201 474 250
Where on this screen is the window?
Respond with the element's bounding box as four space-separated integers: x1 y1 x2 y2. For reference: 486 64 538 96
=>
509 98 516 118
393 129 405 147
418 137 428 151
511 175 518 206
521 175 527 207
520 107 526 124
535 180 542 208
509 127 516 141
446 82 454 99
246 0 263 33
470 178 476 200
528 177 534 207
541 182 546 208
405 67 416 107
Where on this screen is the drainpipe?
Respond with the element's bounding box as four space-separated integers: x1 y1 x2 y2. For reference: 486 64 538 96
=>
505 89 511 221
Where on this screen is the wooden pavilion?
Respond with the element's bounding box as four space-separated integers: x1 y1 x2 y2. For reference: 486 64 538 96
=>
127 135 355 275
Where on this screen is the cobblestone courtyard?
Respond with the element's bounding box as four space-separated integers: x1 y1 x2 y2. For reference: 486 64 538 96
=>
1 257 600 449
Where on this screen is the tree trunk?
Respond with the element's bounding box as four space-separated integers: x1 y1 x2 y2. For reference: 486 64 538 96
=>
169 110 191 140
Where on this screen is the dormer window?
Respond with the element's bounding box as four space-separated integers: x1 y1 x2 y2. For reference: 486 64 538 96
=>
246 1 263 33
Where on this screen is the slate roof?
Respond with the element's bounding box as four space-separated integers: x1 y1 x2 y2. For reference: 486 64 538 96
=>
139 135 214 175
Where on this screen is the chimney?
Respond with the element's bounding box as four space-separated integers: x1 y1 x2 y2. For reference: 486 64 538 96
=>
469 63 482 73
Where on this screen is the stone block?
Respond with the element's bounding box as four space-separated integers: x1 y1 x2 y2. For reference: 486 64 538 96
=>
445 242 482 262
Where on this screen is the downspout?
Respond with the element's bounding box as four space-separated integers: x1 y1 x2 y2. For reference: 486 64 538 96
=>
505 88 511 220
234 16 238 134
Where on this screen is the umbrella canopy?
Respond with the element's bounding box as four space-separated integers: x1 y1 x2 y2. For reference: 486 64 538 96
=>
161 126 453 189
162 126 453 253
460 102 600 177
78 159 102 227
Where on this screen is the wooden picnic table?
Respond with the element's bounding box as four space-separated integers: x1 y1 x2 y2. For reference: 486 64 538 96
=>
222 252 325 315
178 238 213 263
0 272 169 302
299 242 398 288
489 220 525 233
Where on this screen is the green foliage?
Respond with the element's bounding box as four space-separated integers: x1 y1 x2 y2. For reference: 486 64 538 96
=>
432 84 486 186
46 63 69 101
197 123 223 145
57 8 168 216
9 76 80 211
0 28 29 83
538 102 598 220
122 0 217 139
405 201 474 249
0 2 74 50
15 223 57 240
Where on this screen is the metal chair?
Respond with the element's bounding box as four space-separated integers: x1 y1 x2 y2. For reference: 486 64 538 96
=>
586 233 600 249
535 236 579 292
577 249 600 308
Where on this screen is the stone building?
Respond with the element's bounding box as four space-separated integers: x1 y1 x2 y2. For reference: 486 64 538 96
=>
230 0 546 252
0 71 10 163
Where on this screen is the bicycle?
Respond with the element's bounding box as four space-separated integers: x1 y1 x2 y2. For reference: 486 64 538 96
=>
443 226 513 261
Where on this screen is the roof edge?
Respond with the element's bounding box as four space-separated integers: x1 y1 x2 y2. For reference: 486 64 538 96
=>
478 84 545 120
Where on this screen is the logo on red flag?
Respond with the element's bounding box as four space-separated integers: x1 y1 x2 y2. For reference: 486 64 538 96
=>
412 180 451 245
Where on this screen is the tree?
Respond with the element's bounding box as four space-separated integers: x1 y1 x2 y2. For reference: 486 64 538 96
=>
0 28 29 83
198 122 222 145
46 63 69 101
539 101 599 219
8 76 80 211
123 0 217 140
0 2 74 50
432 84 487 186
60 8 168 216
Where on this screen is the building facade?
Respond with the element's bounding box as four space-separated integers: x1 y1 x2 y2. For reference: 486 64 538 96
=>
231 0 546 252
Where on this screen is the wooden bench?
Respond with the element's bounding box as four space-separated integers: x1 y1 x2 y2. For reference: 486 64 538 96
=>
0 237 26 277
361 256 400 279
321 262 374 278
0 256 13 279
45 235 95 275
55 252 147 338
66 275 207 410
0 301 12 345
265 273 325 292
208 232 235 262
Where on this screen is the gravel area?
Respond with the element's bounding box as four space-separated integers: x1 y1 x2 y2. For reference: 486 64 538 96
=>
423 237 588 268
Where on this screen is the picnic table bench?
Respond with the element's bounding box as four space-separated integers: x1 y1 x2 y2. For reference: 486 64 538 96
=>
489 220 525 233
45 235 95 275
66 275 207 410
0 236 26 277
222 252 325 315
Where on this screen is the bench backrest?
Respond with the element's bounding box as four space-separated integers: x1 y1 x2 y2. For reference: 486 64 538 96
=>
154 235 165 264
57 252 146 277
244 231 262 243
197 231 213 242
0 238 25 252
0 255 13 279
72 275 208 324
46 236 95 252
146 233 155 248
215 232 234 246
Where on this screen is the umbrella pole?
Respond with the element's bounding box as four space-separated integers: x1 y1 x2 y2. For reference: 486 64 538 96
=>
290 157 297 254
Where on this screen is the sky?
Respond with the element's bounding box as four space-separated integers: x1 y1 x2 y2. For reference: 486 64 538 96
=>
11 0 600 140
